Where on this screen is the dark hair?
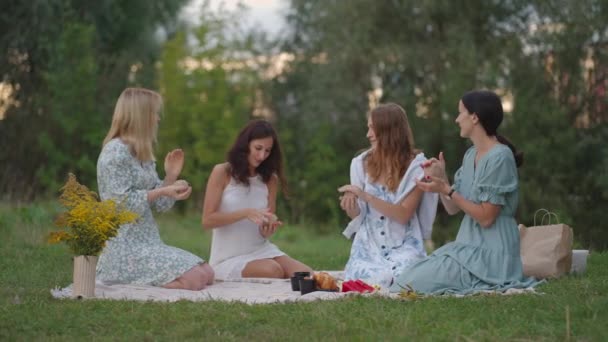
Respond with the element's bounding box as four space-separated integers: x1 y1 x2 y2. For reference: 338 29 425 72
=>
227 119 288 195
461 90 524 167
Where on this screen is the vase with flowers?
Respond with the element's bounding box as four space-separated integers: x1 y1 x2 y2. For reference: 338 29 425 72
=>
49 173 138 298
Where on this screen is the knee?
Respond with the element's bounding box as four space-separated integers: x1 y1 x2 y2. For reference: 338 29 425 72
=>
300 265 313 274
257 260 284 278
268 261 286 278
242 259 285 278
288 263 313 278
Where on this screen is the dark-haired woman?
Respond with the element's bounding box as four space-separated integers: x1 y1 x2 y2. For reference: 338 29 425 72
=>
390 90 541 295
202 120 312 279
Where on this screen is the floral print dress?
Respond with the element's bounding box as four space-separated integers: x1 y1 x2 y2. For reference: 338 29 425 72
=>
343 151 438 288
95 139 203 286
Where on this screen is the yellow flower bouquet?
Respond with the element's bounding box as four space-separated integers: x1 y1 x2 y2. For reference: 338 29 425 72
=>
49 173 138 256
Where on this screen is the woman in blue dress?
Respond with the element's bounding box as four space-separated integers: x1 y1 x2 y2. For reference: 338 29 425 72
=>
390 90 540 295
338 103 438 288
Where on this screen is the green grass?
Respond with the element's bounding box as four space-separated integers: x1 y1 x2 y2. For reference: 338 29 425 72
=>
1 203 607 341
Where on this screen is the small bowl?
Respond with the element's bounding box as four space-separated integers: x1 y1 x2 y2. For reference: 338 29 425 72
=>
299 278 316 295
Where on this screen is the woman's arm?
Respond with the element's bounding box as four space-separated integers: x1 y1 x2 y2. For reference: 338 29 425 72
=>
162 149 184 186
364 187 424 225
422 152 461 215
152 175 191 212
340 193 360 219
259 175 282 238
338 185 424 225
339 156 366 218
417 177 501 228
148 183 191 203
151 148 190 211
449 191 500 228
267 174 278 214
201 164 273 230
439 188 461 215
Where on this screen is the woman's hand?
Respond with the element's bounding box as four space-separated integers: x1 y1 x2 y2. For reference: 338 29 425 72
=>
246 208 277 226
164 182 192 200
415 175 451 195
422 152 448 182
338 184 366 200
339 192 360 218
164 149 184 181
259 220 283 238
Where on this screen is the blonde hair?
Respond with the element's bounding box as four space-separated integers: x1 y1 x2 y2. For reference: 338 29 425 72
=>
366 103 416 192
103 88 163 161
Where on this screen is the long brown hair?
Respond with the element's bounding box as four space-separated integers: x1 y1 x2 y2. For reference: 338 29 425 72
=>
103 88 162 161
226 119 288 196
366 103 416 192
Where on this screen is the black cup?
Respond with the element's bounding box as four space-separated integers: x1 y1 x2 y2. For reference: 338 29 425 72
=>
293 271 311 278
290 272 311 291
299 278 316 295
290 277 300 291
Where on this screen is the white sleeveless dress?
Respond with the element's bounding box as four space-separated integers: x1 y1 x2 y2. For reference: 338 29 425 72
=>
209 175 285 279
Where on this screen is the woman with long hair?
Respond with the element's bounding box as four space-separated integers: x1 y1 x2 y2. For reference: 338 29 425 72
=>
338 103 438 288
96 87 214 291
390 90 540 295
202 119 312 279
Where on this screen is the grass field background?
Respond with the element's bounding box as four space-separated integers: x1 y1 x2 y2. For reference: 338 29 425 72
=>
1 203 607 341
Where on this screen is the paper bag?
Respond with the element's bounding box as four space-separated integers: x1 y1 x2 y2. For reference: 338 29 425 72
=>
518 210 573 279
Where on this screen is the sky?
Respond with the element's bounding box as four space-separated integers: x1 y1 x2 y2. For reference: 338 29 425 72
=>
180 0 287 37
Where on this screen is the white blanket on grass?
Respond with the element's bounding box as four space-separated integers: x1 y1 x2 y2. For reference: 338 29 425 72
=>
51 271 360 304
50 271 537 304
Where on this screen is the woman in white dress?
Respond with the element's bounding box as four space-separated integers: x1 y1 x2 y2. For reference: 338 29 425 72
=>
202 120 312 279
338 103 438 288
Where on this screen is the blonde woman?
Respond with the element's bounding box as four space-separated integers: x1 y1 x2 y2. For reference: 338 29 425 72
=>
338 103 438 288
96 88 214 291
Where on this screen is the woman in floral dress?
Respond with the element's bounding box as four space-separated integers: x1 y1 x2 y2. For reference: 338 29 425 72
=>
338 103 438 288
96 87 214 291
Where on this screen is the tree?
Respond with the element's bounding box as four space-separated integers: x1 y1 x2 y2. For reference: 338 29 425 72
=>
157 8 268 208
0 0 188 199
268 0 608 248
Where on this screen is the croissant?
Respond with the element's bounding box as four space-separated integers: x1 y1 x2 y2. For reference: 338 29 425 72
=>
313 272 338 290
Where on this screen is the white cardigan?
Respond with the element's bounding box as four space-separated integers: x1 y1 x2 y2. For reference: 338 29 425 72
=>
342 150 438 240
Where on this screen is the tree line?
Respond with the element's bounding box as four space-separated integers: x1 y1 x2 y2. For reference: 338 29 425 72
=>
1 0 607 249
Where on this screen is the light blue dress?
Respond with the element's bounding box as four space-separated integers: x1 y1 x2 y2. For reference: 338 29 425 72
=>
343 151 438 288
390 144 540 295
96 139 203 286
